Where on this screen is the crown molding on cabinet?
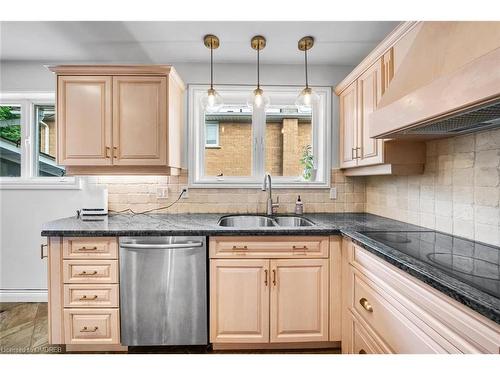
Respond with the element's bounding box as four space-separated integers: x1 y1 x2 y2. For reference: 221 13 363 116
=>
334 21 420 95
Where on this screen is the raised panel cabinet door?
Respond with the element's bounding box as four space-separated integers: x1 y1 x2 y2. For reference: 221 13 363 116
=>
357 61 384 166
381 48 394 94
112 76 167 165
339 81 358 168
210 259 270 343
270 259 329 343
57 76 112 165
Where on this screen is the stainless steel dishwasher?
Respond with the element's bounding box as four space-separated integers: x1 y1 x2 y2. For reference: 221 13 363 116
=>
119 236 207 346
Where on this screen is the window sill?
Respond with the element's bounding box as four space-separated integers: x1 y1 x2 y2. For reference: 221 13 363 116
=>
189 180 330 189
205 145 221 149
0 177 82 190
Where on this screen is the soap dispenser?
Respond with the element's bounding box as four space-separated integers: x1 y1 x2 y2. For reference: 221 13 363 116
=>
295 195 304 215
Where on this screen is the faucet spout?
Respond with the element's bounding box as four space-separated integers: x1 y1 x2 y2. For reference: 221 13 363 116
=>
262 173 278 215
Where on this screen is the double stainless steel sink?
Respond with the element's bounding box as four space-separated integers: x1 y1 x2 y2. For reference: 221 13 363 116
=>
218 215 315 228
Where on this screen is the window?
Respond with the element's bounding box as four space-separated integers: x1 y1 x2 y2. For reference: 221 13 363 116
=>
189 85 331 188
205 122 220 147
0 93 80 189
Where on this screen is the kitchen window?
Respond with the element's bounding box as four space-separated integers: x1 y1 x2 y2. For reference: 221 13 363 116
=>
189 85 331 188
0 93 80 189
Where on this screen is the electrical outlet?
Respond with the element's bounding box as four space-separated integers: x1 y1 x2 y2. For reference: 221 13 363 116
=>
329 187 337 200
156 186 169 200
180 186 189 199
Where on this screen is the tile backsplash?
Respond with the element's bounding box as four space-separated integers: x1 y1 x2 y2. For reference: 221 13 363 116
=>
95 169 366 215
365 128 500 246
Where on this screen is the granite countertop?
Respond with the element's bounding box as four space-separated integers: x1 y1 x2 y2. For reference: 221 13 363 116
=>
41 212 500 324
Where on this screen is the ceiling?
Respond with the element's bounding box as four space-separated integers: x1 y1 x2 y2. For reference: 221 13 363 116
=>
0 21 399 65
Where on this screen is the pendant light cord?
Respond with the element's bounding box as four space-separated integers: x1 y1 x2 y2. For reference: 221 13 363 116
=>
257 47 260 89
210 42 214 90
304 48 309 89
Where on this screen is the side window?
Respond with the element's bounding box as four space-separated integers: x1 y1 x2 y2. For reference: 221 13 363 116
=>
0 105 22 177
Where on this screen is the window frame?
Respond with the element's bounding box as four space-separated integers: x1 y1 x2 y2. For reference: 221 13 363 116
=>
0 92 81 190
188 84 331 188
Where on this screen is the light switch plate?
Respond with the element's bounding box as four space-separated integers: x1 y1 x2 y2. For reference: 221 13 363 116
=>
329 187 337 200
156 186 169 200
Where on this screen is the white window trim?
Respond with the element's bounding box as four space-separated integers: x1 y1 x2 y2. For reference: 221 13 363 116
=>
205 121 220 148
188 85 331 189
0 92 81 190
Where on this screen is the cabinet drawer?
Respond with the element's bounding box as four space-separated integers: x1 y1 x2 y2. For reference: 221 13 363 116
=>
63 260 118 284
210 236 329 258
64 308 119 344
352 270 450 353
63 237 118 259
351 313 388 354
64 284 119 308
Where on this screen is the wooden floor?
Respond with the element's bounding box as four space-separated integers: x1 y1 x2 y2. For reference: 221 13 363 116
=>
0 303 340 354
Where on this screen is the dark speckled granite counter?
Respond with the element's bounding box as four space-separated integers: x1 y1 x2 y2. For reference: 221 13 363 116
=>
41 212 500 324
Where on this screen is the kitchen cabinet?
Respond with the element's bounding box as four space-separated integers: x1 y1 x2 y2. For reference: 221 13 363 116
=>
49 65 185 175
210 259 270 344
209 236 338 349
336 23 427 176
341 238 500 354
48 237 125 352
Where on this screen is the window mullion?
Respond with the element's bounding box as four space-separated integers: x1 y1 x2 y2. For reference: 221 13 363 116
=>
20 101 33 179
252 105 265 179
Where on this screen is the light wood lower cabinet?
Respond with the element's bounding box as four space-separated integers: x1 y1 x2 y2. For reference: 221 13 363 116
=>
48 236 123 352
210 236 338 348
341 238 500 354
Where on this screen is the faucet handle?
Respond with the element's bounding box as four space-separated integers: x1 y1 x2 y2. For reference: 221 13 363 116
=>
272 196 280 214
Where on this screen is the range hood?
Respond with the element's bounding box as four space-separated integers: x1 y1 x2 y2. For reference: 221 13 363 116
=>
370 22 500 139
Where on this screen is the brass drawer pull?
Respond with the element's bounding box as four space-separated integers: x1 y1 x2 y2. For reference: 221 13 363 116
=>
359 297 373 312
78 270 98 276
78 246 98 251
351 148 356 160
80 326 98 333
292 245 308 251
272 269 277 286
264 269 268 286
79 295 98 301
105 146 111 158
113 146 118 158
359 349 367 354
232 245 248 251
40 244 48 259
356 147 361 159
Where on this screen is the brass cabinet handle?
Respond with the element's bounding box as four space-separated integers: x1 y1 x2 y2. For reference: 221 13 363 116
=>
351 148 356 160
264 269 268 286
292 245 308 250
105 146 111 158
79 295 98 301
113 146 118 158
359 297 373 312
77 270 98 276
356 147 361 159
80 326 98 333
78 246 98 251
359 349 367 354
272 269 277 286
232 245 248 251
40 244 48 259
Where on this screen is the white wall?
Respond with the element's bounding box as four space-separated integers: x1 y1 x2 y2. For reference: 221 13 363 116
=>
0 60 351 301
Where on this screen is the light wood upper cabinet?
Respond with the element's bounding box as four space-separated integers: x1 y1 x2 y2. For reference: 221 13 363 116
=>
339 82 358 168
210 259 270 343
270 259 329 343
50 65 185 175
381 48 394 94
112 76 167 165
357 61 384 166
57 76 112 166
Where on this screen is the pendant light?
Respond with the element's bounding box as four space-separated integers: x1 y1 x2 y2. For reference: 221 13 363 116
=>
247 35 270 109
295 36 319 111
202 34 223 112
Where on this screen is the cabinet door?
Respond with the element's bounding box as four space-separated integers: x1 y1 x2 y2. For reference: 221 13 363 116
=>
339 81 358 168
112 76 167 165
57 76 112 165
210 259 270 343
270 259 329 343
357 61 384 166
381 48 394 94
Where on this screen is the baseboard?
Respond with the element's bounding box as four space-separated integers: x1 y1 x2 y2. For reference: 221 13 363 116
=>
0 289 48 302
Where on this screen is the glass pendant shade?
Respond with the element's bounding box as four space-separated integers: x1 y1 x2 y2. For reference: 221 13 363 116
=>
247 87 270 109
295 87 319 112
202 88 223 112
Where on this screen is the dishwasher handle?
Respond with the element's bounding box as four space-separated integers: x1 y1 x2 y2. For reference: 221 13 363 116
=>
120 242 204 250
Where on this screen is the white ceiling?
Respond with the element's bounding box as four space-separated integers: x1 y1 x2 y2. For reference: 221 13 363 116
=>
0 21 399 65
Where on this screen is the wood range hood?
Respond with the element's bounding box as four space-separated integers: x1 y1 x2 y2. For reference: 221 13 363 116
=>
370 22 500 139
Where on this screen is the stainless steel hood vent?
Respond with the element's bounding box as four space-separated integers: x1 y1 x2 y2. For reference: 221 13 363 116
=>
399 100 500 136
